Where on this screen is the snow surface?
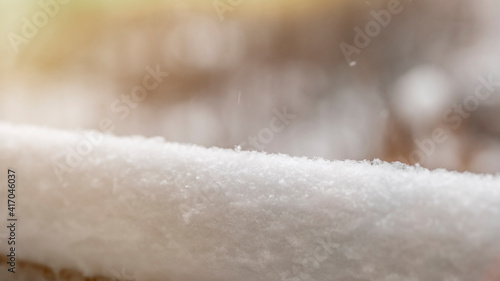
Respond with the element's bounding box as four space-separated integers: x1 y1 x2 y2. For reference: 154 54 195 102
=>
0 122 500 281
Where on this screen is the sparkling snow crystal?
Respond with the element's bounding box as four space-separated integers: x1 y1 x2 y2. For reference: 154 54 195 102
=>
0 122 499 281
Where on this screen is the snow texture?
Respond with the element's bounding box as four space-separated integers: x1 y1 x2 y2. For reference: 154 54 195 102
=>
0 122 500 281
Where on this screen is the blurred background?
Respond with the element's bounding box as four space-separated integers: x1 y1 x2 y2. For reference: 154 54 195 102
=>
0 0 499 173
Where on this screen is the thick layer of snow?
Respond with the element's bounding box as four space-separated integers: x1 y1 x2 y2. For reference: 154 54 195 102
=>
0 122 499 281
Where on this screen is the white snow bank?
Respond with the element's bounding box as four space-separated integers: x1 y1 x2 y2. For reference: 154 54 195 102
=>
0 122 499 281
